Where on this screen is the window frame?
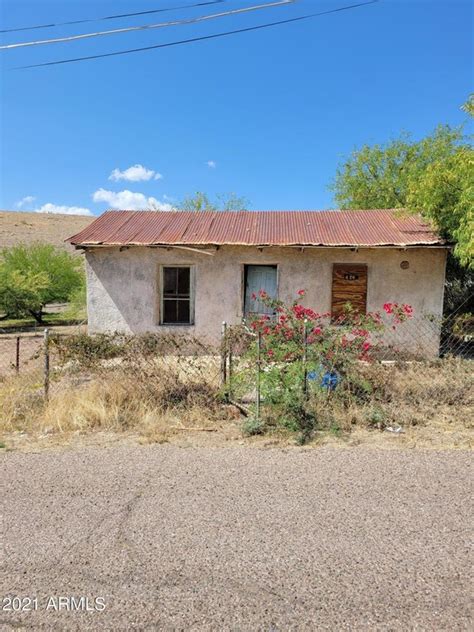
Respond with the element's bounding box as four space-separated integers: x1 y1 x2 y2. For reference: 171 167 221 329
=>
241 263 279 318
159 264 195 326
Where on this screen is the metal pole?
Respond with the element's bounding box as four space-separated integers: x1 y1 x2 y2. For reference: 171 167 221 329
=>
302 318 308 398
220 321 227 391
256 330 261 421
43 328 50 402
15 336 20 374
228 347 233 401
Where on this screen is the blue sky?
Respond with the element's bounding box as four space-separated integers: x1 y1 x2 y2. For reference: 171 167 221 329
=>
0 0 472 216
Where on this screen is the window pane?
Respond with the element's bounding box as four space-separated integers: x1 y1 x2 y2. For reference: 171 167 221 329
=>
163 299 178 323
163 299 191 324
177 299 190 323
163 267 178 295
177 267 190 296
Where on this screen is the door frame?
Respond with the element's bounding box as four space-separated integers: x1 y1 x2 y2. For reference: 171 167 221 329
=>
241 263 279 317
330 263 368 320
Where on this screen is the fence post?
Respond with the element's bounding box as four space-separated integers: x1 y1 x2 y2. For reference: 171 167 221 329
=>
256 330 261 422
15 336 20 374
302 318 308 398
220 321 227 394
43 328 50 402
228 345 233 401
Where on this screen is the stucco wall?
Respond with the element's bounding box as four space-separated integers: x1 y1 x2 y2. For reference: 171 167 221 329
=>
85 245 447 356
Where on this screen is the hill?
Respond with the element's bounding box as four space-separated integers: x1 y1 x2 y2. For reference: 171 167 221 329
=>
0 210 93 253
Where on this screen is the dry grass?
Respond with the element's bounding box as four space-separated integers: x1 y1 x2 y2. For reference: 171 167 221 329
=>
307 358 473 447
0 358 472 451
0 367 227 446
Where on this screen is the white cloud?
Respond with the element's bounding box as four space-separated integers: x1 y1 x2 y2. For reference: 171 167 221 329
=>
34 203 92 216
109 164 163 182
16 195 36 208
206 160 216 168
92 188 173 211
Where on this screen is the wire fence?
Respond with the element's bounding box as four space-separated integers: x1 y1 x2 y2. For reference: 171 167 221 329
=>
0 301 472 441
0 312 472 382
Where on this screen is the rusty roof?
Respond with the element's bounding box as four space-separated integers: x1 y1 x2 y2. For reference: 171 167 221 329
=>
67 210 446 248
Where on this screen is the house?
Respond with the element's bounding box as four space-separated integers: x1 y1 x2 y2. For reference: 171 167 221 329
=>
68 210 448 356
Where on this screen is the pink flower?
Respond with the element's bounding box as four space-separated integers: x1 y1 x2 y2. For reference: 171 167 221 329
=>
251 292 257 300
383 303 393 314
292 304 306 320
297 289 306 297
312 327 322 335
304 308 318 319
267 349 274 358
362 341 371 351
403 304 413 316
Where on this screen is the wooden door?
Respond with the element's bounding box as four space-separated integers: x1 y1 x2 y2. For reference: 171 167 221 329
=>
331 264 367 320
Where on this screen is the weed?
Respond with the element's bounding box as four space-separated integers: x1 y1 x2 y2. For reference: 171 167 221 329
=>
242 417 265 436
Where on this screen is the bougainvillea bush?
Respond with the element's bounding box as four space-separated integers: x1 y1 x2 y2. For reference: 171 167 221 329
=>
234 290 413 443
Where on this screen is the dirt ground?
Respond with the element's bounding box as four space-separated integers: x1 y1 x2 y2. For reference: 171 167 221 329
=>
0 210 91 252
2 416 472 454
1 445 471 630
0 325 87 377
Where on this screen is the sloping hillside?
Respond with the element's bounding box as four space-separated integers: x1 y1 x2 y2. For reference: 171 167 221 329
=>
0 210 93 253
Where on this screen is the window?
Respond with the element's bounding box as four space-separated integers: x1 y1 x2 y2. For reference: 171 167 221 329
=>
243 265 278 317
160 266 194 325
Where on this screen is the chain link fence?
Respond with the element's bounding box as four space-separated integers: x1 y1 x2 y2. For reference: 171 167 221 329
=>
0 324 226 440
0 298 472 442
222 301 473 436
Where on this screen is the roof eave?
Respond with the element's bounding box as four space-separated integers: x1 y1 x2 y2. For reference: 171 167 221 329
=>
73 241 448 248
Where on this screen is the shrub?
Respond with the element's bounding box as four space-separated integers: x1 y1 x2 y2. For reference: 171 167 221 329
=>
240 291 413 439
51 332 123 367
0 243 84 323
242 416 265 436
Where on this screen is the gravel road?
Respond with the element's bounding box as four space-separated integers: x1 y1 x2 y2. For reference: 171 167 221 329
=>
1 446 472 630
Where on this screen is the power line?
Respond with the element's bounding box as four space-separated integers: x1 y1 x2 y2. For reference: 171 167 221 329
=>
0 1 226 34
1 0 294 50
14 1 379 70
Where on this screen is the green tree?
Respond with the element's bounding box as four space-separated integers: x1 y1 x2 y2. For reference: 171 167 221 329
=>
331 124 473 268
331 118 473 312
0 269 49 321
461 93 474 117
407 146 473 267
0 243 85 323
332 125 466 210
179 191 249 211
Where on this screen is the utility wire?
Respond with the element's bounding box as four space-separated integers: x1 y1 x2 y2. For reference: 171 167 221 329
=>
15 1 379 70
0 1 226 34
0 0 294 50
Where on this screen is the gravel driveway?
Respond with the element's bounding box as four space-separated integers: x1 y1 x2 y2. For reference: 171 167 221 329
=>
1 446 472 630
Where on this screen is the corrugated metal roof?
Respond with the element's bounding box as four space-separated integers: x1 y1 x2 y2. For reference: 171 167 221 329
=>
67 210 446 248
